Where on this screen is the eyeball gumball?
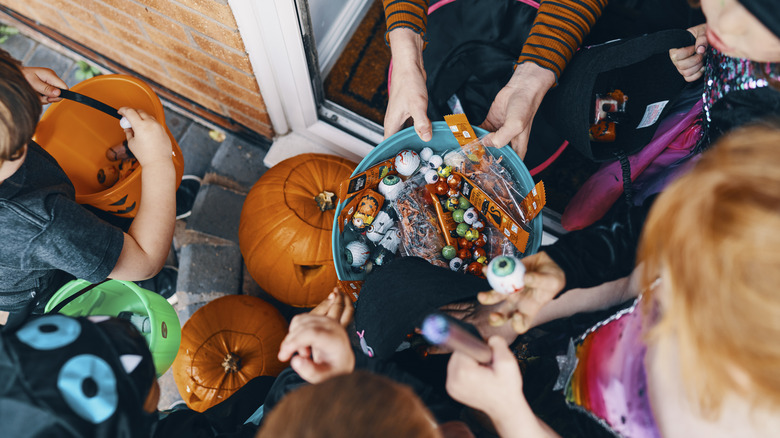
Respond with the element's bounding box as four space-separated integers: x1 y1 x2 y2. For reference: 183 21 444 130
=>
441 245 457 260
378 174 405 201
463 207 478 225
423 168 440 184
427 154 443 169
395 149 421 177
420 147 434 162
345 240 371 267
449 257 464 272
486 255 525 294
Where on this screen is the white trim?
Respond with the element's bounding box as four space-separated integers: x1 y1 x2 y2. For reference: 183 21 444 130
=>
230 0 377 162
318 0 373 77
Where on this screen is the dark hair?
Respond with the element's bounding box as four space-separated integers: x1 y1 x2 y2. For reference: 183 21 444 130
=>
256 371 441 438
0 49 41 162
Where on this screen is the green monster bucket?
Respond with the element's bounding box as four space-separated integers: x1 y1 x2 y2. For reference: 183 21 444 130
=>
45 279 181 376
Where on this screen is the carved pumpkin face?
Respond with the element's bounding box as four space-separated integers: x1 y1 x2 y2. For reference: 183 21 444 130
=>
171 295 288 412
239 153 357 307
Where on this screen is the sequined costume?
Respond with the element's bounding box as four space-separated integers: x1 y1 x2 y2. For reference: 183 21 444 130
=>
559 299 659 438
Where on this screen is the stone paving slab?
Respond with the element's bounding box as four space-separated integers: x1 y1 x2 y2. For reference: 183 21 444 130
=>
178 122 227 178
186 184 246 244
208 136 269 193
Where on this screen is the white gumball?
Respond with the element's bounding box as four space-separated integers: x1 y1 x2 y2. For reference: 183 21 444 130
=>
463 207 478 225
119 116 132 130
419 147 434 162
345 240 371 267
423 168 440 184
394 149 421 177
486 255 526 294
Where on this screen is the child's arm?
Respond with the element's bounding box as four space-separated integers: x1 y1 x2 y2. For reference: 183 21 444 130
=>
109 107 176 281
21 66 66 103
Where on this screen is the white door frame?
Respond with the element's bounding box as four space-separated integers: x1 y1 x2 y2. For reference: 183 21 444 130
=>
228 0 381 166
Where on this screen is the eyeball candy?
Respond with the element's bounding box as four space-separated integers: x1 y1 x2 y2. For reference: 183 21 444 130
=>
449 257 464 271
419 147 434 162
427 154 443 169
378 174 404 201
345 240 371 267
486 255 526 294
394 149 421 177
463 207 478 225
423 168 440 184
119 116 132 130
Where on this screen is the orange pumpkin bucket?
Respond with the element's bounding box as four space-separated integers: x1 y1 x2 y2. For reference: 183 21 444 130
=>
32 74 184 217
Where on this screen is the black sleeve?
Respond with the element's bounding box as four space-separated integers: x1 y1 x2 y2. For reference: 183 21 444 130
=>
544 195 656 294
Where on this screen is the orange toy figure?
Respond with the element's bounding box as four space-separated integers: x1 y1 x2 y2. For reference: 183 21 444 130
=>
352 189 385 230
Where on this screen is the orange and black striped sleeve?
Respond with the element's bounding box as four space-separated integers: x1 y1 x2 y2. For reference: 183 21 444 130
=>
383 0 429 44
517 0 608 81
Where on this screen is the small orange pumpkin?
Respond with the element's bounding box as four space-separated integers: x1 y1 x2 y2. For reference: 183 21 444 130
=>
172 295 288 412
239 153 357 307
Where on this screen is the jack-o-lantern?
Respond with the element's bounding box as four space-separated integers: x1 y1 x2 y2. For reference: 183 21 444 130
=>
239 153 357 307
171 295 288 412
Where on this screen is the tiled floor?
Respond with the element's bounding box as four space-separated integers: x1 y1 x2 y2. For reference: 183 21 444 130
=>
0 26 283 408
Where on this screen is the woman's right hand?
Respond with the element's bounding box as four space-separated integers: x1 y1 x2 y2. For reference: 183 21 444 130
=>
670 23 708 82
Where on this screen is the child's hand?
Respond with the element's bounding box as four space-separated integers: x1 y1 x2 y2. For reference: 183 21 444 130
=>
277 314 355 384
21 67 66 103
309 287 354 327
118 107 172 167
670 24 708 82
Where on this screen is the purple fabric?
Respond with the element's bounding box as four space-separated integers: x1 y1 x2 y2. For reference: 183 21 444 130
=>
561 100 703 231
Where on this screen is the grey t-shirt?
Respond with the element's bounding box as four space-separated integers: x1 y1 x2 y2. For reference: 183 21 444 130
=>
0 142 124 311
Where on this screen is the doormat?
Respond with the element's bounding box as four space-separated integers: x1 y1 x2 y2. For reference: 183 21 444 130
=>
324 0 390 126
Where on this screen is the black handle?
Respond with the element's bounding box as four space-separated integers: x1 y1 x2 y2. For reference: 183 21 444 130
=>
57 88 121 120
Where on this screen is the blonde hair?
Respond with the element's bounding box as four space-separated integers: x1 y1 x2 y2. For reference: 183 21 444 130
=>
639 123 780 414
0 49 41 163
256 370 441 438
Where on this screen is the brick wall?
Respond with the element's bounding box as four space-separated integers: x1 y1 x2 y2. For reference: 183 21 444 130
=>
0 0 274 140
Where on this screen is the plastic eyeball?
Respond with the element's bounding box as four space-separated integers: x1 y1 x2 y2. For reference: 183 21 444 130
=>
451 208 465 223
449 257 464 271
345 240 371 267
486 255 525 294
378 174 404 201
442 245 457 260
427 154 443 169
463 207 478 225
395 149 421 176
456 223 470 237
423 168 440 184
437 165 452 178
420 147 434 162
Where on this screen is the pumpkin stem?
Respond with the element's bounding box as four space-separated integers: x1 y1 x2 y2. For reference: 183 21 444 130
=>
222 352 242 373
314 190 336 211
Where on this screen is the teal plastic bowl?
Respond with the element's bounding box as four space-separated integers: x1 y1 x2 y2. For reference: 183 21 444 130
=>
332 122 543 283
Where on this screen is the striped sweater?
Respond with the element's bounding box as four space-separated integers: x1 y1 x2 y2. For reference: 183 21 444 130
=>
383 0 608 81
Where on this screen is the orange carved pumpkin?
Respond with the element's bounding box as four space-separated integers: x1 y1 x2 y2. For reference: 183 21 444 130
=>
239 153 356 307
172 295 288 412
